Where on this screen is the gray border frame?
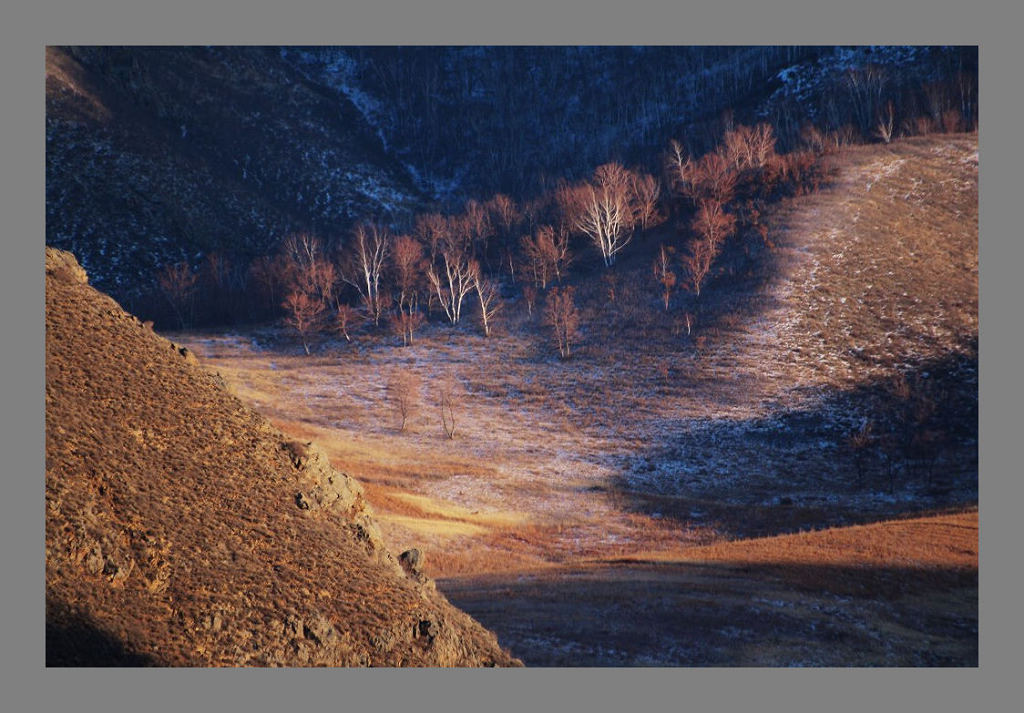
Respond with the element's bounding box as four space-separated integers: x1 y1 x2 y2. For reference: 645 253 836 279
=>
7 1 1018 712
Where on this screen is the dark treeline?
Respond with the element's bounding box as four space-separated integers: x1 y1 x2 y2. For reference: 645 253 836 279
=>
285 46 976 203
286 46 822 201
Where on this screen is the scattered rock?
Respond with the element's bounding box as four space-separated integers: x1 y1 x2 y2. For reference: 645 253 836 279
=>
303 612 338 647
84 543 105 575
417 619 438 642
169 343 199 365
284 615 303 639
282 440 312 469
399 548 424 577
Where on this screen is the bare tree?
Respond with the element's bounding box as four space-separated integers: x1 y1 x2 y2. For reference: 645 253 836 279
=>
683 229 721 299
426 236 476 324
486 193 519 238
414 212 450 263
157 261 198 329
873 101 896 144
902 115 935 137
543 286 580 359
487 193 521 282
653 244 677 311
887 372 939 482
461 199 494 266
687 152 738 205
845 64 889 135
724 124 756 170
386 370 420 433
548 224 572 283
388 308 426 346
281 233 337 307
941 108 963 134
438 375 462 440
562 162 637 267
522 284 537 318
630 171 663 231
520 232 549 289
800 123 828 154
684 198 736 299
247 254 288 317
334 303 361 342
472 267 502 337
520 224 569 289
847 420 875 487
692 199 737 252
342 222 391 326
723 123 777 171
282 290 325 354
391 234 427 315
664 138 694 199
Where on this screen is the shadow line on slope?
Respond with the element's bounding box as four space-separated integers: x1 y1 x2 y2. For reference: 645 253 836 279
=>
438 559 977 667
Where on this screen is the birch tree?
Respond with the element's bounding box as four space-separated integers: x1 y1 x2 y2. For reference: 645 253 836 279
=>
472 266 502 337
562 162 637 267
426 235 476 324
342 222 391 326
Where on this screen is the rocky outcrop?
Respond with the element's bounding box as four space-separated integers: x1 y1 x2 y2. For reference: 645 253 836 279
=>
45 246 89 285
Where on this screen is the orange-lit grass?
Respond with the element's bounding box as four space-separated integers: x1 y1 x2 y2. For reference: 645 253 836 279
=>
591 507 978 599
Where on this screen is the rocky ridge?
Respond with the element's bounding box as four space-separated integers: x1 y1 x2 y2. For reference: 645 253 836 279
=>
45 247 519 666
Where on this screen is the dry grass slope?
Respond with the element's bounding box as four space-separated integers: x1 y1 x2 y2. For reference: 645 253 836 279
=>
45 247 520 667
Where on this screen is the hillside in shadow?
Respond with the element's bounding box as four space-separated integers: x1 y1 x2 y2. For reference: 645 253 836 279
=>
442 509 977 667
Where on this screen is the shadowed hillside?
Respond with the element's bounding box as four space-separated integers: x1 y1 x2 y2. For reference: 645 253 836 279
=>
45 46 424 312
443 509 977 666
45 247 520 667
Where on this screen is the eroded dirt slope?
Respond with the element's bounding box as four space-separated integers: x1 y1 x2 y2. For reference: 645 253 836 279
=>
45 247 519 667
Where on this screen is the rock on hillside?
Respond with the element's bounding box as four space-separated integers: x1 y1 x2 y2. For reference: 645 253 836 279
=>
45 248 519 667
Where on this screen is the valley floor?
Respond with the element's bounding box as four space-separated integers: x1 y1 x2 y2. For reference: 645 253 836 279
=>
176 135 978 666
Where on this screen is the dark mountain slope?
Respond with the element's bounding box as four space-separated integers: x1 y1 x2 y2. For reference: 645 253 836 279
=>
46 46 424 311
45 247 519 666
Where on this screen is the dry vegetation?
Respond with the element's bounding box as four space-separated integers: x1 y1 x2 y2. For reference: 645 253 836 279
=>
173 135 977 666
45 248 520 667
443 510 977 666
